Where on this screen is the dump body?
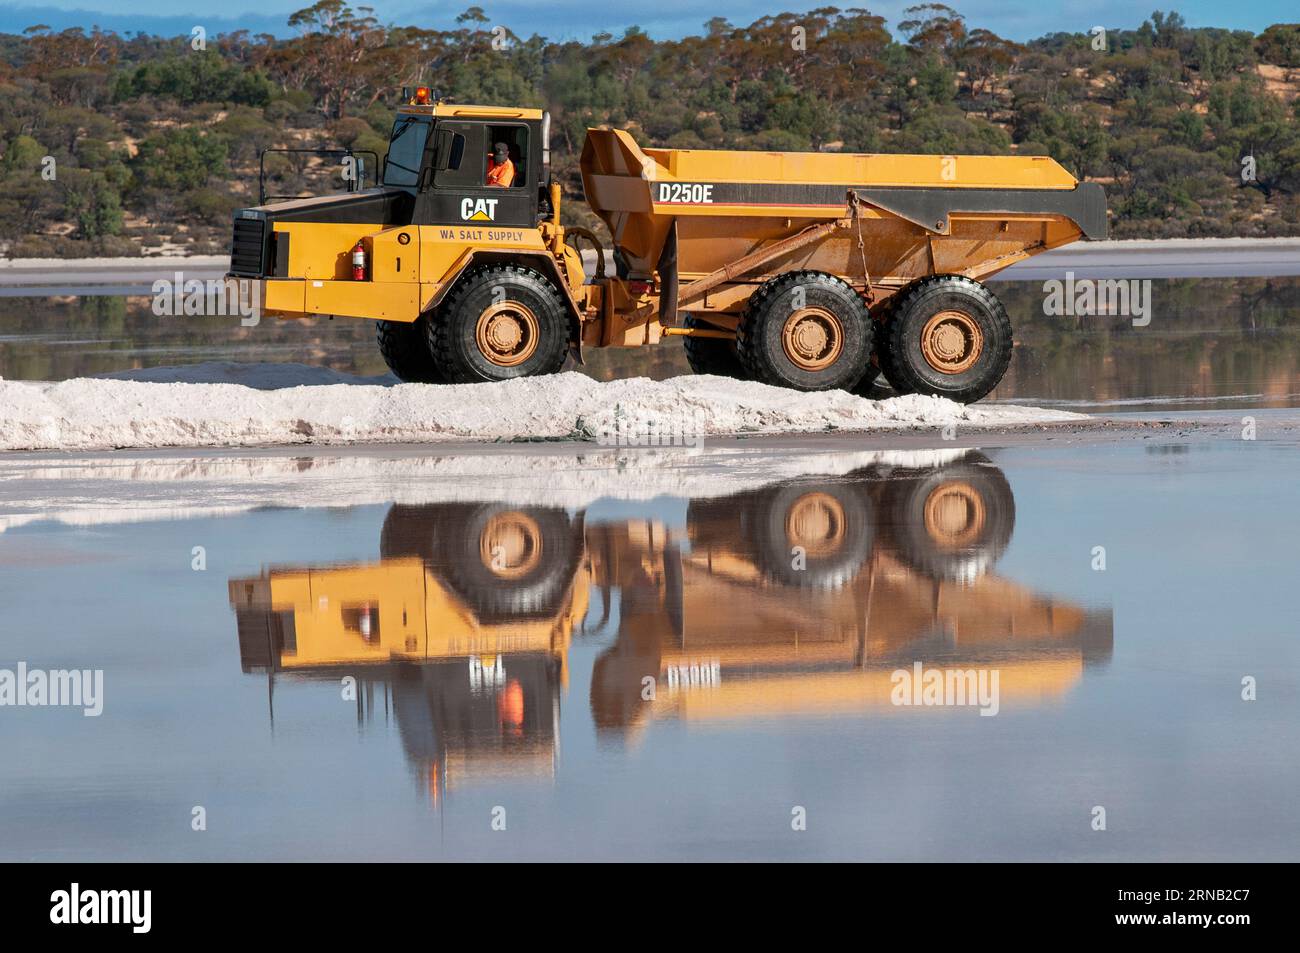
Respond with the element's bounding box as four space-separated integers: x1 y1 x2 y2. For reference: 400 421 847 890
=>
580 127 1105 314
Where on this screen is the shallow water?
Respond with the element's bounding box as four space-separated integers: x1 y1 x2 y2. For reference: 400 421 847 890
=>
1 278 1299 411
1 437 1296 860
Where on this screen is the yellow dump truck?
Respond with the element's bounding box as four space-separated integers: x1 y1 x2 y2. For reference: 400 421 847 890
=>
228 94 1106 402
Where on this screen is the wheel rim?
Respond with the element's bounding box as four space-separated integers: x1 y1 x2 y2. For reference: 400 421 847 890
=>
784 492 847 558
920 310 983 375
781 307 844 372
475 301 540 367
922 481 986 551
479 511 543 579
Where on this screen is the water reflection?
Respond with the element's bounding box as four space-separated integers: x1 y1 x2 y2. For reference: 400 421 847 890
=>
3 278 1300 409
227 452 1111 800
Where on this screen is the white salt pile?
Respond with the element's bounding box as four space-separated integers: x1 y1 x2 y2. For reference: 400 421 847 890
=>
0 364 1083 452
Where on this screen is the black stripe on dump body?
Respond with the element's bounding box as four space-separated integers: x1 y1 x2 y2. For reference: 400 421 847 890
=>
654 181 1108 240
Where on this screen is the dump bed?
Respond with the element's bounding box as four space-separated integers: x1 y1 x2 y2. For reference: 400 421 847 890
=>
580 128 1106 287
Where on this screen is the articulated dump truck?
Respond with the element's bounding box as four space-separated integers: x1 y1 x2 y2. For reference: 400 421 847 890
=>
227 96 1106 402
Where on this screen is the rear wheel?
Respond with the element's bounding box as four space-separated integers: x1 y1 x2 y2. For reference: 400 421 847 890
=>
753 483 873 589
879 453 1014 582
853 296 893 396
687 481 874 590
737 271 873 391
682 314 746 379
429 265 569 383
871 295 913 396
880 275 1012 403
376 315 445 383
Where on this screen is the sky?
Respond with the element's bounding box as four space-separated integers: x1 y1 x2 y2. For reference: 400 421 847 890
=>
0 0 1294 45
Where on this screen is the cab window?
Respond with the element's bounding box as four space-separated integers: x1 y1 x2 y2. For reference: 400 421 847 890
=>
382 115 431 188
485 125 528 188
433 121 484 189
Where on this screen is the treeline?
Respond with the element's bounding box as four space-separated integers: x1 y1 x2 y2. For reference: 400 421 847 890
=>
1 4 1299 256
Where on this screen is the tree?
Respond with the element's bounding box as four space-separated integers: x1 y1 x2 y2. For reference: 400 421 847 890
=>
898 4 966 58
958 29 1021 105
284 1 390 118
1257 24 1300 67
60 169 124 241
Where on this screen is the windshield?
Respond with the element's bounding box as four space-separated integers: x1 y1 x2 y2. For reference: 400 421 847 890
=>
383 115 431 188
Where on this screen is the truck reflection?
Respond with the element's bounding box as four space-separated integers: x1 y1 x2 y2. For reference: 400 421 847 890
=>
229 506 584 800
228 451 1112 798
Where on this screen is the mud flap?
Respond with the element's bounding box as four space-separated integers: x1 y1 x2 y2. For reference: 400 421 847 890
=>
656 221 679 326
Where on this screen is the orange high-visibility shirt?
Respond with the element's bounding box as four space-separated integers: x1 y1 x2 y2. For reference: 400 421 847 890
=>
486 157 515 187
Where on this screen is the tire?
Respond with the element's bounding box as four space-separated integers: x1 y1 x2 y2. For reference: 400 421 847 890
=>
878 453 1014 583
687 482 873 591
752 482 873 589
852 297 890 396
376 315 445 383
381 502 584 624
880 275 1012 403
873 295 913 396
682 314 747 379
737 271 874 391
380 502 465 561
429 265 569 383
854 362 882 393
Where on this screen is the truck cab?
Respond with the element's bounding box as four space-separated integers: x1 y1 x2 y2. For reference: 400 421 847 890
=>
230 98 551 278
391 101 547 229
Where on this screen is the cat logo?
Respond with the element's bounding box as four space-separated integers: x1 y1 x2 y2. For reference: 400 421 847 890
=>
461 197 498 221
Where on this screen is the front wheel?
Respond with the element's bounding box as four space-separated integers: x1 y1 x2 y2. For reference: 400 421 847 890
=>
429 265 569 383
880 275 1012 403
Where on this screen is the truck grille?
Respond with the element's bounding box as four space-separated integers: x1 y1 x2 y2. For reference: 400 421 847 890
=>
230 217 267 276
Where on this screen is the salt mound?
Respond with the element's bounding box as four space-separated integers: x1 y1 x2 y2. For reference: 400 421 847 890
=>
0 367 1084 451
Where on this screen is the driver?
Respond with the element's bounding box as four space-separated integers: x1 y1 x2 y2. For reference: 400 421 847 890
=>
486 142 515 187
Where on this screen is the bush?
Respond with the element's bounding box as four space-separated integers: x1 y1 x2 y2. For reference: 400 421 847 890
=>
131 127 228 192
113 52 272 106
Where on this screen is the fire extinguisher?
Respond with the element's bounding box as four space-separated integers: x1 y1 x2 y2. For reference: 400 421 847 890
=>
351 241 367 281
